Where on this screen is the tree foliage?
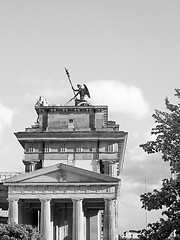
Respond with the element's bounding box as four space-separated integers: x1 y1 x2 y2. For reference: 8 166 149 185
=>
0 223 44 240
139 89 180 239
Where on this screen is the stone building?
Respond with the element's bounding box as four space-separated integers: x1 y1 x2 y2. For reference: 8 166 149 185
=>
0 94 128 240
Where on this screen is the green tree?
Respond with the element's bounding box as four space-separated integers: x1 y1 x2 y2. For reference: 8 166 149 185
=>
0 223 44 240
139 89 180 240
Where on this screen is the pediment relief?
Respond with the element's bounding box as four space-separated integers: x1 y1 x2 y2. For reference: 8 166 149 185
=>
4 163 120 185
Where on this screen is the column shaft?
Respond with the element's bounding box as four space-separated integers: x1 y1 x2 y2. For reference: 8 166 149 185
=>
86 209 100 240
18 201 23 224
103 199 115 240
8 199 19 224
40 198 51 240
72 199 84 240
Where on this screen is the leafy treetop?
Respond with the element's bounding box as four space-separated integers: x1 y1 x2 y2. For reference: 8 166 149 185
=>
0 223 44 240
139 89 180 239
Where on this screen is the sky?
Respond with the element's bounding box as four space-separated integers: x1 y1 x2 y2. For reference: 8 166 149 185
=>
0 0 180 235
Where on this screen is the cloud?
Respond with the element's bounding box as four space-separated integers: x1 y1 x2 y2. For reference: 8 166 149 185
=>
25 87 71 106
123 151 170 187
128 126 157 163
0 102 13 136
22 72 72 106
0 143 24 172
22 74 150 119
123 122 170 189
87 80 150 119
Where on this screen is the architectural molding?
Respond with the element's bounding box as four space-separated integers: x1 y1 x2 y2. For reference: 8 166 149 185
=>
7 184 117 200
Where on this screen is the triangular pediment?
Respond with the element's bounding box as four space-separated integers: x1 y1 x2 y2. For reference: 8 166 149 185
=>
4 163 120 185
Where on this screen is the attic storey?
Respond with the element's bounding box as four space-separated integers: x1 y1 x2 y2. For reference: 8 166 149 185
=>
15 103 127 176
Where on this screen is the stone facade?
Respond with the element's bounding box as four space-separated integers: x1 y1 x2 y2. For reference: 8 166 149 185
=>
1 102 128 240
16 105 127 176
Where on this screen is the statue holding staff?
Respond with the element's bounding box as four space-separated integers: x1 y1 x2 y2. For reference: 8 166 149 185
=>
64 68 90 106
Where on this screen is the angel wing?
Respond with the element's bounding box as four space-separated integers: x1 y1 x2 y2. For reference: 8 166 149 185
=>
83 84 90 98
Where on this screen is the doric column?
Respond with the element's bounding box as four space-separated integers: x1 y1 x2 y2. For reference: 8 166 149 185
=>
86 209 101 240
18 200 23 224
84 209 87 240
72 198 84 240
8 198 19 224
103 198 115 240
115 199 119 240
40 198 51 240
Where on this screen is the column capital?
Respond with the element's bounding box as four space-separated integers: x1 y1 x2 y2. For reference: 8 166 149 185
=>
104 197 115 202
71 197 83 202
39 197 51 202
8 197 19 202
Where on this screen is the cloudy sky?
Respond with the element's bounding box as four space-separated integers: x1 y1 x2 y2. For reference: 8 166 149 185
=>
0 0 180 235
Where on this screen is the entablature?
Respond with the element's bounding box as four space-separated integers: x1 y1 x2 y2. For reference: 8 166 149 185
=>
7 183 119 199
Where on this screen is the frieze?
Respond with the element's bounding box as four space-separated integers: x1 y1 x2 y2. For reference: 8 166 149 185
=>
8 185 116 197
